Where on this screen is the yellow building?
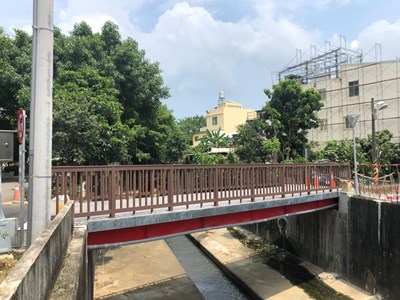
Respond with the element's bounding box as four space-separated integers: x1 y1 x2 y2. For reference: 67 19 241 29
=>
192 92 256 146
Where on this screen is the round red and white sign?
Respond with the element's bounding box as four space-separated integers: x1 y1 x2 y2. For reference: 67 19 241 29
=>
17 108 26 144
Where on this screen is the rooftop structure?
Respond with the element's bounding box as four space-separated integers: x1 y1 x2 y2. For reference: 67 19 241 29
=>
278 38 363 85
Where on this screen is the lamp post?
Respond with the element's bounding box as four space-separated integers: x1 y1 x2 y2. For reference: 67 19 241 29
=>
347 115 359 195
371 97 388 163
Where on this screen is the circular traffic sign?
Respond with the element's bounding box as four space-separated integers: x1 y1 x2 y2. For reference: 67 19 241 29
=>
17 108 26 144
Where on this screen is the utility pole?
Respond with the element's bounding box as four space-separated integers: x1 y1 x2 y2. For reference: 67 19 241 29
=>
27 0 54 246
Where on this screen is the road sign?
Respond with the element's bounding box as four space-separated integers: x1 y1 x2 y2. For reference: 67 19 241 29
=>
17 108 25 144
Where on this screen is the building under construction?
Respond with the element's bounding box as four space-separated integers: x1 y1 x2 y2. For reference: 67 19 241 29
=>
278 37 400 146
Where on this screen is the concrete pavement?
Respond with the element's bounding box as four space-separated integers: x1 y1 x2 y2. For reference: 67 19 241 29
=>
192 228 375 300
94 228 375 299
94 240 204 299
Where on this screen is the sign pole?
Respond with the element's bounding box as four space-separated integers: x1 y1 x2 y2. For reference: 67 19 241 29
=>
0 166 4 220
17 108 26 248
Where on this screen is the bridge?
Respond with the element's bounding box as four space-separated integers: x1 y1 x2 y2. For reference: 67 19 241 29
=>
52 163 350 249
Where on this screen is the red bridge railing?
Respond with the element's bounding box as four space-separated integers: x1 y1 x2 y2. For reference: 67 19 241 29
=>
52 163 350 218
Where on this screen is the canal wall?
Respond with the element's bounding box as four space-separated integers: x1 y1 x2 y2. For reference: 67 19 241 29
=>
244 193 400 299
0 201 92 300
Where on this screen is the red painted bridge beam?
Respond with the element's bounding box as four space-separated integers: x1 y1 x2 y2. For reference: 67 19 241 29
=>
87 198 337 248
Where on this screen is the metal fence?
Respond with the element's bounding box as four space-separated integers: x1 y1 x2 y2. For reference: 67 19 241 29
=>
358 164 400 201
52 163 350 218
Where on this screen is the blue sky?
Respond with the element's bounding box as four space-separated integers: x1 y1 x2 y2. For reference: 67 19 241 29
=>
1 0 400 119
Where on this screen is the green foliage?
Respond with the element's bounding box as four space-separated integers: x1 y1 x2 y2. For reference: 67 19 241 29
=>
262 138 281 163
0 29 31 129
53 67 130 165
177 115 206 145
263 79 323 161
0 22 182 165
200 128 231 148
315 130 398 166
235 120 267 163
157 105 186 163
191 152 226 164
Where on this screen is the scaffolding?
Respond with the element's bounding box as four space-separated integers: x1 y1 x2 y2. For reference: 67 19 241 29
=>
277 37 363 85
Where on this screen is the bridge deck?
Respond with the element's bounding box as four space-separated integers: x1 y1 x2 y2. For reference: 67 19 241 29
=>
79 190 340 249
51 163 349 248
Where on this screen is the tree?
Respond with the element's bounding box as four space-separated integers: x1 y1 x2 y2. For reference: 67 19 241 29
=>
200 128 231 148
177 115 206 146
235 120 267 163
52 22 172 164
263 79 323 161
0 28 31 129
53 67 130 165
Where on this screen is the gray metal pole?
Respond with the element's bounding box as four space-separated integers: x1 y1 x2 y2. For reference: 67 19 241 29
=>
27 0 54 246
19 130 26 248
371 97 377 163
352 125 359 195
0 167 4 220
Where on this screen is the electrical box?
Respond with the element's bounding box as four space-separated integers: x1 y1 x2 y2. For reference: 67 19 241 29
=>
0 130 16 162
0 218 17 253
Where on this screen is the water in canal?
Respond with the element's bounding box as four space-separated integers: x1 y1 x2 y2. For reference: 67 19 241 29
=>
166 235 250 300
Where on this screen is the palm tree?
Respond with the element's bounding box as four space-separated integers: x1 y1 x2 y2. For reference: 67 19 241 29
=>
200 128 231 148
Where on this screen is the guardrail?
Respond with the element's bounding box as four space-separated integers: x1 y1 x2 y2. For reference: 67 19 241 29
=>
358 164 400 201
52 163 350 218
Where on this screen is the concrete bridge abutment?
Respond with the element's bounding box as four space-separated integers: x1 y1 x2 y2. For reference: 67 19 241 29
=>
244 192 400 299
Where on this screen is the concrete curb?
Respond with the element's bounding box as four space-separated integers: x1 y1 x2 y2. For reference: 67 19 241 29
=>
187 234 263 300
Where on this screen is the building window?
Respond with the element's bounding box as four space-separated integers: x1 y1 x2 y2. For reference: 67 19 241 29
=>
318 89 327 101
348 80 359 97
212 116 218 125
319 119 328 131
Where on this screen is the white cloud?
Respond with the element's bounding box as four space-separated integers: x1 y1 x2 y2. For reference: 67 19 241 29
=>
135 2 320 117
56 0 140 36
355 19 400 60
3 0 393 119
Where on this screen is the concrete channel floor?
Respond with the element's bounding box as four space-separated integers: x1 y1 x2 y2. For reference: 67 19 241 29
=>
94 228 375 300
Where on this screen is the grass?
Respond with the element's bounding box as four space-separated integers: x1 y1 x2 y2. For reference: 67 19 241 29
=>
0 251 23 283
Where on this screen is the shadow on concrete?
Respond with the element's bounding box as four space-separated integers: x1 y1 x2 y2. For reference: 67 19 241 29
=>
96 247 121 266
95 274 203 300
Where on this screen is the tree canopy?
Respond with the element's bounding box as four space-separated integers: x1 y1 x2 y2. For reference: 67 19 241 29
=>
0 22 188 165
263 79 323 161
234 79 323 163
177 115 206 145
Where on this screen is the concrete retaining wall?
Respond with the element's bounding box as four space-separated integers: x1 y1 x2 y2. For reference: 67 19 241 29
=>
348 198 400 299
0 201 74 300
245 194 400 299
244 205 348 275
49 226 91 300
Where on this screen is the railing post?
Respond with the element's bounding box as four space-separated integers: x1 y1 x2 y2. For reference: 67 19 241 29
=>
251 166 255 202
168 166 174 211
329 165 334 191
306 166 311 195
281 165 286 198
109 168 117 218
214 167 219 206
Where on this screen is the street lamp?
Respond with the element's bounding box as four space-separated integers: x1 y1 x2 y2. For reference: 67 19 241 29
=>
346 115 359 194
371 98 388 163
